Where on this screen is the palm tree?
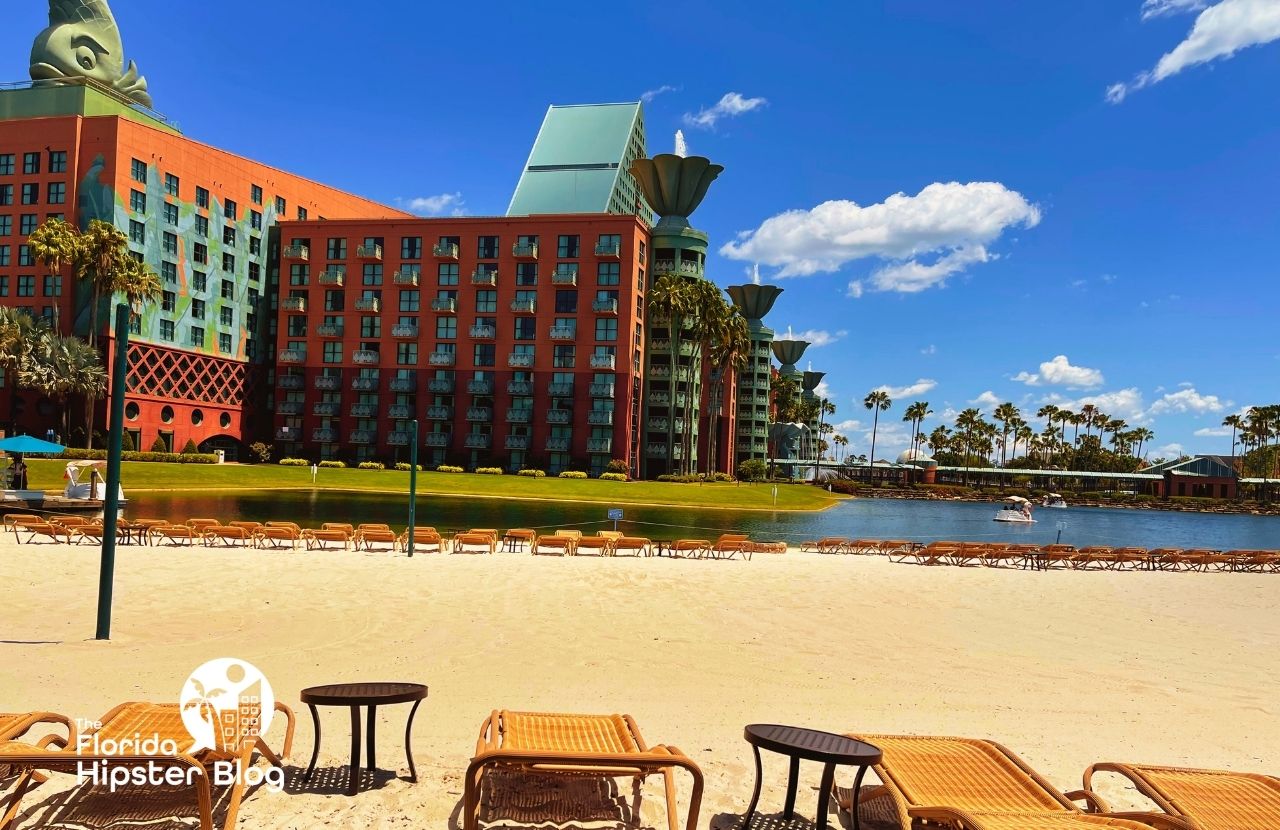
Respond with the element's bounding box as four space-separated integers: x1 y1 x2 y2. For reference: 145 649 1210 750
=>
28 218 80 334
863 390 891 480
1222 413 1244 466
704 307 749 477
902 401 932 463
21 332 108 440
119 256 163 316
833 434 849 463
1129 427 1154 461
955 407 985 485
1079 404 1098 439
647 274 694 473
927 425 952 457
74 220 131 346
993 402 1020 468
1015 422 1033 461
0 307 47 434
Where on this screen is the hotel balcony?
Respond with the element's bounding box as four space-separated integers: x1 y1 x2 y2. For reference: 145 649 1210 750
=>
388 404 413 419
654 259 701 276
351 376 379 391
314 375 340 391
278 349 305 364
433 242 459 259
549 326 575 340
277 374 304 390
470 324 495 339
352 349 379 365
274 427 296 441
505 434 529 450
393 270 420 286
590 383 616 398
391 324 419 339
467 378 494 395
317 270 344 286
737 426 769 438
589 354 616 370
281 297 306 312
426 378 453 394
647 418 671 432
587 438 612 454
551 269 577 286
545 436 571 452
426 405 453 420
313 402 340 417
650 339 671 353
512 242 538 258
429 351 456 367
316 324 343 338
313 428 338 443
508 353 534 368
506 408 532 424
592 298 618 314
390 376 417 392
587 410 614 426
470 270 497 286
354 297 381 312
350 403 377 418
425 432 451 447
547 381 573 397
647 391 670 406
466 407 492 422
350 430 375 444
594 241 621 258
430 297 457 313
464 434 491 450
645 443 667 457
507 380 533 395
283 244 309 260
277 401 303 415
388 431 410 446
510 298 536 314
357 244 382 261
546 409 571 425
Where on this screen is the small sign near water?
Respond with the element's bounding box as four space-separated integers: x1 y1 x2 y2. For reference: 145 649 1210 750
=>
607 509 624 521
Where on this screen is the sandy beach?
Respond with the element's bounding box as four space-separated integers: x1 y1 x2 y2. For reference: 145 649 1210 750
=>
2 536 1278 829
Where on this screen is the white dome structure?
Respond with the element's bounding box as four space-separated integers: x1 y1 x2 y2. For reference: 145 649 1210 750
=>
896 449 936 467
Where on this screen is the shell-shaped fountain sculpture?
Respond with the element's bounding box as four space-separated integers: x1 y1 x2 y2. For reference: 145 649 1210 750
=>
771 340 810 374
629 154 724 229
725 284 783 321
801 371 826 393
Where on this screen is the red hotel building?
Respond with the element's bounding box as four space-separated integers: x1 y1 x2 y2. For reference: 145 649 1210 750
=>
271 214 650 476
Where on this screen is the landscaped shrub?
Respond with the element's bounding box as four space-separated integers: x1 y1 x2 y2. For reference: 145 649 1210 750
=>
605 459 629 475
559 471 587 479
737 459 767 482
518 469 546 478
279 458 309 466
394 462 423 471
318 460 346 469
827 480 859 495
437 465 464 473
249 442 272 463
708 472 734 483
475 467 504 475
150 436 168 453
358 461 385 470
120 431 135 452
59 448 219 464
181 438 200 455
599 472 628 482
656 474 701 483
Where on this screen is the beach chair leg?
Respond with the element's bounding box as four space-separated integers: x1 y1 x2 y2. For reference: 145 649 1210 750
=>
218 759 244 830
662 767 680 830
0 769 37 830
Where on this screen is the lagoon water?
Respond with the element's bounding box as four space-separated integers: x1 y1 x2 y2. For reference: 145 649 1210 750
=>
128 490 1278 549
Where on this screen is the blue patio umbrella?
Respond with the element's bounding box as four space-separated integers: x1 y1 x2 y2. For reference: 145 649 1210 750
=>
0 435 66 454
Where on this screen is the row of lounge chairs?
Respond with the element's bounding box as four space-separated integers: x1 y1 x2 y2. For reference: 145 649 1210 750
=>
3 704 1275 830
799 536 1280 572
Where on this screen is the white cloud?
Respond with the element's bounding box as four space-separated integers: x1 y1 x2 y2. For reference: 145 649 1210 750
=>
1153 442 1187 459
1147 386 1229 415
970 390 1002 411
813 380 833 400
682 92 767 129
1193 426 1233 437
405 192 465 216
1039 388 1149 423
640 85 680 102
832 419 864 436
1142 0 1209 20
873 379 937 399
920 344 937 355
720 182 1040 294
1109 0 1280 103
787 328 847 348
1012 355 1105 389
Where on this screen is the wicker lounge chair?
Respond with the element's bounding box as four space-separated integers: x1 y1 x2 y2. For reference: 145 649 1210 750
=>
463 711 703 830
1083 761 1280 829
254 525 300 550
453 532 497 555
707 534 752 560
840 734 1181 830
670 539 711 559
202 525 254 547
501 528 536 552
186 518 220 532
302 528 350 551
14 521 74 545
149 523 200 546
1 711 74 828
2 515 42 539
357 528 401 553
816 537 852 555
401 527 445 553
228 521 262 534
573 535 614 556
612 536 652 557
1233 550 1280 572
749 541 788 555
532 534 576 556
0 700 294 830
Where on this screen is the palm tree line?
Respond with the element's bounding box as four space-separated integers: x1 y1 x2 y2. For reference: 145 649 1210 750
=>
1224 406 1280 480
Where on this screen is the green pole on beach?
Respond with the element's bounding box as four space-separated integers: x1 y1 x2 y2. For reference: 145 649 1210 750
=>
96 304 129 640
407 419 418 557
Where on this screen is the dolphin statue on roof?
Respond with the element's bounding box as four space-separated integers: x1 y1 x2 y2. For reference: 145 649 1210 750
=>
30 0 153 108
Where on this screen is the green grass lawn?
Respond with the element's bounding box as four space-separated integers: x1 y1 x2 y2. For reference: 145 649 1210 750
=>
23 459 842 511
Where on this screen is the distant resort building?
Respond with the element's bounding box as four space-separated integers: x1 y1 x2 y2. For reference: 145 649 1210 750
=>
1141 455 1239 500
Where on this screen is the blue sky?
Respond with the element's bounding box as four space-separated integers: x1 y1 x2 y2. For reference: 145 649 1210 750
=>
5 0 1278 460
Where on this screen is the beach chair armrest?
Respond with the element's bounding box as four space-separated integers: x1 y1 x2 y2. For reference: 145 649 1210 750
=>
1102 813 1195 830
1066 787 1111 813
907 805 984 826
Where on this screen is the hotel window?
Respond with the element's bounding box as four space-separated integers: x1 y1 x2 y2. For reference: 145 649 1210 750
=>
161 261 177 284
163 173 179 196
220 307 233 327
324 289 344 311
222 252 235 272
553 345 575 368
360 316 381 338
477 235 499 259
225 199 238 221
322 341 342 363
554 290 578 313
0 185 11 205
0 245 7 266
275 196 286 214
248 262 260 282
195 186 209 209
219 332 232 353
193 243 208 264
223 226 236 246
438 263 459 285
247 286 258 306
22 153 40 175
597 262 620 285
162 290 176 312
250 184 263 204
554 317 577 337
193 271 207 291
326 238 346 259
297 207 308 221
399 289 420 312
473 343 495 367
194 215 208 237
287 315 307 337
513 316 536 340
192 299 205 320
401 236 422 259
17 275 34 296
129 189 146 213
221 279 234 299
43 275 62 296
160 320 174 341
21 184 38 205
0 276 7 295
475 290 496 313
515 262 537 286
48 150 67 173
598 233 621 251
162 202 178 225
20 214 37 234
0 216 11 236
436 317 457 339
557 235 579 258
46 182 65 205
249 235 261 256
362 264 382 286
0 154 12 175
289 264 308 286
129 158 145 182
595 318 618 341
250 210 262 231
190 326 204 347
396 343 418 365
18 245 33 266
128 220 145 244
163 232 178 256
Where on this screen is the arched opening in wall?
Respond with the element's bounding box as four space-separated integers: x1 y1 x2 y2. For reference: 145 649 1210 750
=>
198 434 242 462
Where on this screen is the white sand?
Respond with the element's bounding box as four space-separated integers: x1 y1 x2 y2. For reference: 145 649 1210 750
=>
1 537 1278 829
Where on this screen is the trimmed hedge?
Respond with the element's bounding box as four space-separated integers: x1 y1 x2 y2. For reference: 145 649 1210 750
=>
476 467 504 475
279 458 309 466
558 471 588 479
358 461 385 470
437 465 464 473
394 462 423 471
60 448 219 464
318 460 346 469
518 469 546 478
599 472 628 482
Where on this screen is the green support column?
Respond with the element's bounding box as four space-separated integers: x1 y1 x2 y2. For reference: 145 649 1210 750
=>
96 304 129 640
